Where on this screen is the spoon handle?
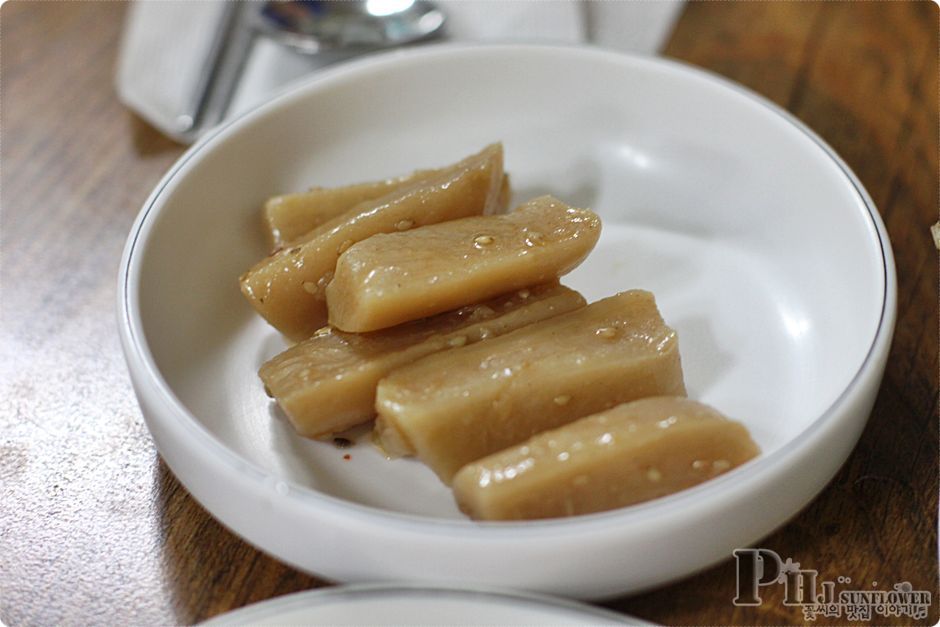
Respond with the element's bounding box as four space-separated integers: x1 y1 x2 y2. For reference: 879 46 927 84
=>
180 3 260 140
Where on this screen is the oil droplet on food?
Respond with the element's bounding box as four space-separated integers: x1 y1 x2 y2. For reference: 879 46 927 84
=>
396 219 414 231
713 459 731 471
517 288 531 299
646 468 662 482
524 231 545 247
595 327 617 339
448 335 468 348
692 460 708 470
302 281 318 295
553 394 571 406
473 234 494 248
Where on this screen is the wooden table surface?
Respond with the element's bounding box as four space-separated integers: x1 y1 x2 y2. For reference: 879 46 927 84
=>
2 2 936 625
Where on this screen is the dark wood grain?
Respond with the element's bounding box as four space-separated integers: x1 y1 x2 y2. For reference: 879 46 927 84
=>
1 1 936 625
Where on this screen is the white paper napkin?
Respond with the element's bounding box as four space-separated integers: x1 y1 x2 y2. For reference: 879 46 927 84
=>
117 1 684 140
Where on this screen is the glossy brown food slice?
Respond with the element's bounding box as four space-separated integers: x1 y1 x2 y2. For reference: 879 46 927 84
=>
259 284 585 438
240 143 505 341
326 195 601 332
374 290 687 482
452 397 760 520
264 172 511 248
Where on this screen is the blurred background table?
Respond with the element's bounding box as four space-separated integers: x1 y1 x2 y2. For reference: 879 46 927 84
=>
2 2 936 625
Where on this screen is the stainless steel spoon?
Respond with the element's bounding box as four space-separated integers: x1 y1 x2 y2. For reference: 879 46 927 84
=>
180 0 445 140
256 0 445 53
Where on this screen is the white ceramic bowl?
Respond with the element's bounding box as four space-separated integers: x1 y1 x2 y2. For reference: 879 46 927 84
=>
118 45 896 599
200 584 640 625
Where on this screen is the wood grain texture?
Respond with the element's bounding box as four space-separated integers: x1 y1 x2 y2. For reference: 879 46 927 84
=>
1 1 935 625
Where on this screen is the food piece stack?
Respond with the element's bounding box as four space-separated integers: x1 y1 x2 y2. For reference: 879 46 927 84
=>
240 143 760 521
